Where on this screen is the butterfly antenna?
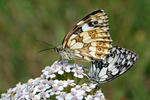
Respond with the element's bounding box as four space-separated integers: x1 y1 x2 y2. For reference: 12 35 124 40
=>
37 40 55 48
38 48 55 53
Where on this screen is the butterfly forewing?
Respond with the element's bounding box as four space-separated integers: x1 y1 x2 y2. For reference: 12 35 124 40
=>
88 46 138 83
62 10 112 61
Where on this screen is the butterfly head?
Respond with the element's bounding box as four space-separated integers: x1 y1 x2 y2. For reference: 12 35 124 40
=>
55 46 73 60
55 45 63 53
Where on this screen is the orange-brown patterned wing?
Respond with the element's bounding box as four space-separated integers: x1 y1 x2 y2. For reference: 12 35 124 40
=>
62 10 112 61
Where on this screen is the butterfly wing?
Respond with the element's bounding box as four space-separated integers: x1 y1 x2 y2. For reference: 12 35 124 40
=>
88 46 138 83
62 10 112 61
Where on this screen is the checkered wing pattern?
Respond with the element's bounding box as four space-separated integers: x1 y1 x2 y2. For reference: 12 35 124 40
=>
62 10 112 61
88 46 138 83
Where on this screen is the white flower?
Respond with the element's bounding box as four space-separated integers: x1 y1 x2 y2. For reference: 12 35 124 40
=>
40 91 50 99
62 64 72 73
89 83 97 89
70 85 86 99
42 67 56 79
85 95 94 100
56 92 66 100
53 64 64 75
56 62 72 74
58 70 64 75
57 80 68 88
50 85 61 95
93 90 105 100
81 83 92 92
72 65 84 78
65 93 74 100
32 95 41 100
66 80 76 86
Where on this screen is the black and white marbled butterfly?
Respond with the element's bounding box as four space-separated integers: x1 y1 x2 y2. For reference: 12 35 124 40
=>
52 10 138 83
88 46 138 83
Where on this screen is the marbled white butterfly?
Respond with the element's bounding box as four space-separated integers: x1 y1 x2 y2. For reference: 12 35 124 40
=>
54 10 137 83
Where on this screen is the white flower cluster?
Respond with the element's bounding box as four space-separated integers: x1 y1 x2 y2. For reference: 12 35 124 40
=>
0 61 105 100
41 61 86 79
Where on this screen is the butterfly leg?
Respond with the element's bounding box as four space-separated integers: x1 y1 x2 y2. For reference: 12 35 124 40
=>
58 55 69 64
77 64 88 71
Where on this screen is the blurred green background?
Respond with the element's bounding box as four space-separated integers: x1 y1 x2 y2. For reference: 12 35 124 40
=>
0 0 150 100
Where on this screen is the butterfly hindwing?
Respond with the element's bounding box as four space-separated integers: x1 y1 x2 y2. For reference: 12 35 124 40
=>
62 10 112 61
88 46 138 83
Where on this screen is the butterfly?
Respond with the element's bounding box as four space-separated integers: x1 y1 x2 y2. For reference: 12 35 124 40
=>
56 10 112 61
88 46 138 83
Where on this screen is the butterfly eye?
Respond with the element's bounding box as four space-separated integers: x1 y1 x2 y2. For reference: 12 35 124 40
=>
55 47 63 53
55 48 59 53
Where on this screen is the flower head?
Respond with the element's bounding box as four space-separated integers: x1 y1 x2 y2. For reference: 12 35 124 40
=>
0 61 105 100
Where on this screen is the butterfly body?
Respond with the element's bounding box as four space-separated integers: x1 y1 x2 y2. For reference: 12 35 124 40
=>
56 46 83 60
